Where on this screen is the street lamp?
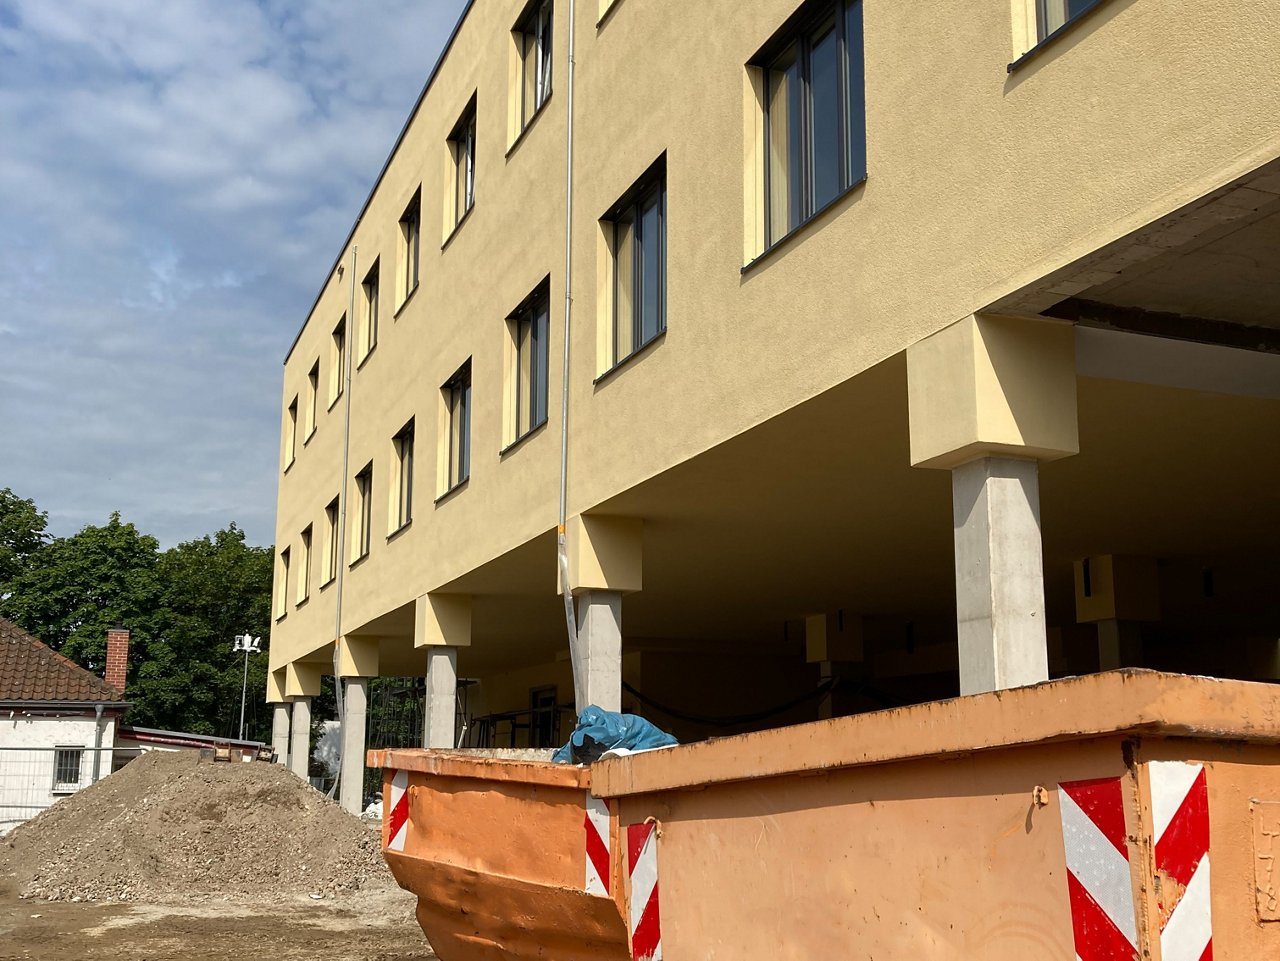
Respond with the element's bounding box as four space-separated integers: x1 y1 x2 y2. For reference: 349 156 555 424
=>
232 633 263 741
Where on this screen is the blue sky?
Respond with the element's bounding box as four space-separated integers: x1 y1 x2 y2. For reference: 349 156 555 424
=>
0 0 467 547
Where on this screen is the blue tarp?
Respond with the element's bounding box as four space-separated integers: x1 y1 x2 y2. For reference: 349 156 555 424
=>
551 705 678 764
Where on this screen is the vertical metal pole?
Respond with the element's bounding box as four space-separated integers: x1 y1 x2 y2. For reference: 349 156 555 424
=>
239 650 250 740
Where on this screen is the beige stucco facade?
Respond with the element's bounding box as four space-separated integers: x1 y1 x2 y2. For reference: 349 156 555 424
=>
270 0 1280 747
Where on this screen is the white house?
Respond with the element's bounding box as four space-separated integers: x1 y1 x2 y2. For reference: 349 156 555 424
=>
0 617 130 834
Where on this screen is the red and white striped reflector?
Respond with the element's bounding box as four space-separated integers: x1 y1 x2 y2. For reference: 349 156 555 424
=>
1149 761 1212 961
387 768 410 853
627 821 662 961
1058 776 1139 961
584 793 611 897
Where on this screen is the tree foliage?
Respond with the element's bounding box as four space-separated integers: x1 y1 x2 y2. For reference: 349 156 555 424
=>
0 496 274 742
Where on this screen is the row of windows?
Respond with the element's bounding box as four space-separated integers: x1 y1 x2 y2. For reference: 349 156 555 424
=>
277 0 1102 594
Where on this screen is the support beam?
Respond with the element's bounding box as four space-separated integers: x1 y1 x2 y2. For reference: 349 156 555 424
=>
574 590 623 714
423 647 458 748
952 456 1049 695
289 696 311 780
340 678 368 813
271 702 291 766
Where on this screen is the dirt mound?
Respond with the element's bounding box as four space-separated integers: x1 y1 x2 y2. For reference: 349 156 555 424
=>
0 751 395 904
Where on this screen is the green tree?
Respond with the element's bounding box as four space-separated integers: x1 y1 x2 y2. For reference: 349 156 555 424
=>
0 512 163 666
0 487 49 587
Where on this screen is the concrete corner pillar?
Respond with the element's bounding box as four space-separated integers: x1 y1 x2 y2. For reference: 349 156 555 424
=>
289 696 312 779
952 456 1049 694
271 702 291 766
908 313 1079 696
415 593 470 750
574 590 623 714
424 646 459 748
339 677 368 813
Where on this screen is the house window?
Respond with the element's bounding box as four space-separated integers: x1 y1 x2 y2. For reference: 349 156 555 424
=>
360 260 379 363
297 525 312 605
399 191 421 306
353 463 373 562
52 747 83 793
392 419 415 531
507 279 550 445
330 317 346 406
448 100 477 230
517 0 553 130
323 496 340 585
276 548 290 619
441 360 472 494
284 396 298 470
530 686 558 748
1037 0 1097 39
604 157 666 371
305 361 319 440
758 0 865 248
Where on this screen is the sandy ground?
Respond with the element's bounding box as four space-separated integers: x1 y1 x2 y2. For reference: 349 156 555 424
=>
0 883 437 961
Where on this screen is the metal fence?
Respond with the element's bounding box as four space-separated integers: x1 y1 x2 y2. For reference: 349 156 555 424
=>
0 746 143 835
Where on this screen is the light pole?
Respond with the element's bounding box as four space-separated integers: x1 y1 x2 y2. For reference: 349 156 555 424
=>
233 633 263 741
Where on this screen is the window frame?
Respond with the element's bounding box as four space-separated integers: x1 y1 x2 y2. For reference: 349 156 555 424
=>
507 278 551 447
322 496 340 586
51 746 83 794
398 191 422 308
392 419 415 533
441 360 473 496
360 260 379 365
353 463 373 563
1036 0 1100 42
297 525 312 605
603 155 667 373
276 547 291 620
756 0 866 251
305 360 319 441
448 99 478 232
284 396 298 470
330 316 347 408
517 0 554 131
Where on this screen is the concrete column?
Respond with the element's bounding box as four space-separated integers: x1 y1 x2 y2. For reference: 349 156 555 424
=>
271 702 291 766
952 456 1049 695
574 590 622 714
339 678 368 814
424 646 458 749
289 696 312 780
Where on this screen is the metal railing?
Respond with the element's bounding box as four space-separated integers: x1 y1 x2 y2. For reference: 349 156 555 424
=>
0 746 143 835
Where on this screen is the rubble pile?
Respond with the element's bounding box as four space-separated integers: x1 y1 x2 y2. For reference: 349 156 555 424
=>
0 751 392 903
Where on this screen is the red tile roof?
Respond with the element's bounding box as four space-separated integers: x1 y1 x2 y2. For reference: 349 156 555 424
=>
0 616 127 704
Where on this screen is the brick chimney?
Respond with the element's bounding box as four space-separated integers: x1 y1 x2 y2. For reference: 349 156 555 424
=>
105 627 130 694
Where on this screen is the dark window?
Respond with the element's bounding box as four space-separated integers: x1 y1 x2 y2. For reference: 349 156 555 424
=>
52 747 82 791
450 101 476 225
606 157 666 368
444 361 472 490
393 419 414 529
518 0 553 128
285 397 298 467
331 317 346 403
354 463 373 560
400 192 421 299
760 0 865 247
510 280 550 441
1038 0 1098 40
324 496 340 583
306 361 319 437
276 548 290 618
299 525 312 603
361 261 379 361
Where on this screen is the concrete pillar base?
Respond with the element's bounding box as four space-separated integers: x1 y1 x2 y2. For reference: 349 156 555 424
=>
271 703 291 766
952 456 1049 695
574 590 622 715
339 678 368 814
288 696 312 780
424 647 458 749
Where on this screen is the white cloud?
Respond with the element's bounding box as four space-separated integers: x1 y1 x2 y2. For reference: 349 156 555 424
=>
0 0 467 546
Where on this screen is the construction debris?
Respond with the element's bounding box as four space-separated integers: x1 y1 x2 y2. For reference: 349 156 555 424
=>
0 751 393 903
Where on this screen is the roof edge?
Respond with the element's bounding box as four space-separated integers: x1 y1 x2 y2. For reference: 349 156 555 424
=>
283 0 479 367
